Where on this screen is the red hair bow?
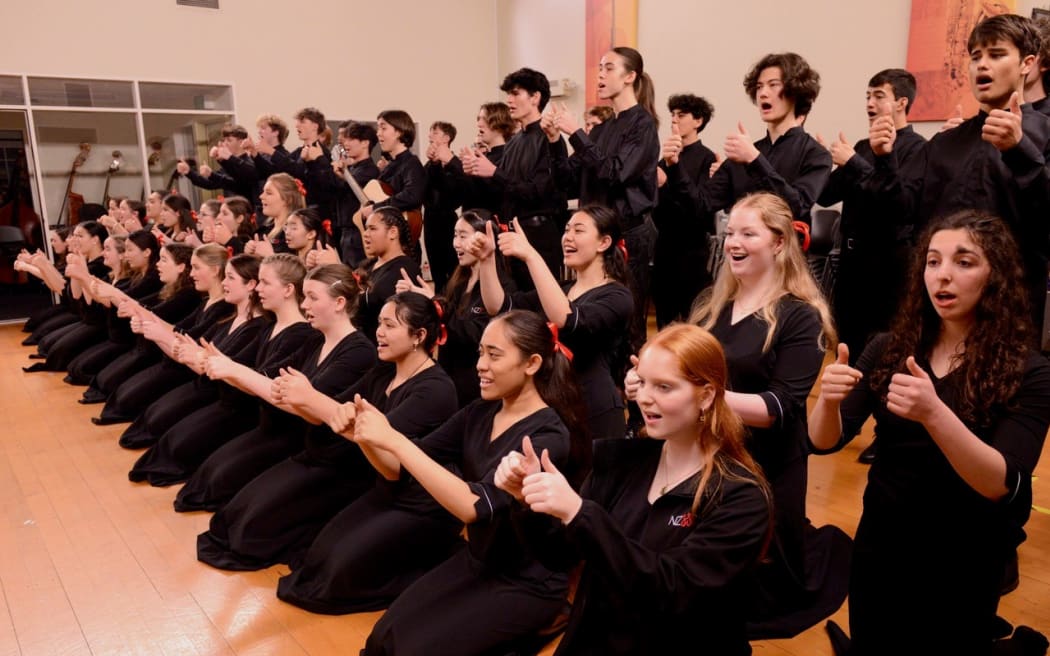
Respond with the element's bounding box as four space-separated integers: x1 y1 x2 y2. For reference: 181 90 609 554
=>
546 321 574 362
433 299 447 346
226 245 234 258
792 221 811 253
294 179 307 197
616 238 628 261
156 233 166 245
190 210 199 221
322 219 333 236
217 195 225 203
249 213 258 227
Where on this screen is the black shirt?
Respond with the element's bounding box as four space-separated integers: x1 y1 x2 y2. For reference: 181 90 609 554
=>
424 157 464 223
655 138 718 250
700 126 832 220
186 154 258 200
318 158 381 228
550 103 660 228
492 120 564 220
356 255 420 343
376 150 426 212
459 144 504 214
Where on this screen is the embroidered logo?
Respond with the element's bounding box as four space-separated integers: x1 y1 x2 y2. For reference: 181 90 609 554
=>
668 512 694 528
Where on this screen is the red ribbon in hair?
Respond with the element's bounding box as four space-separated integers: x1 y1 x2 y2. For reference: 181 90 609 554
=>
496 221 509 233
217 195 225 203
546 321 574 362
155 232 166 245
792 221 811 253
322 219 333 236
616 238 628 261
351 271 361 285
294 179 307 197
249 213 258 227
226 245 234 258
190 210 199 221
432 299 448 346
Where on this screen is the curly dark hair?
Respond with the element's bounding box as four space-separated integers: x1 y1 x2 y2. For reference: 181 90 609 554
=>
870 211 1032 429
743 52 821 118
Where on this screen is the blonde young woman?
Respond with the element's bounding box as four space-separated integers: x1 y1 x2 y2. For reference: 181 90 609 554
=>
244 172 305 257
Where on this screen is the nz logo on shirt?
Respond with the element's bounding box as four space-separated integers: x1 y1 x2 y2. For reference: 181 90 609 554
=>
668 512 694 528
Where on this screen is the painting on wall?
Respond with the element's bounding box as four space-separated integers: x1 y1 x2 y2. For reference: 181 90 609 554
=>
905 0 1016 121
585 0 638 108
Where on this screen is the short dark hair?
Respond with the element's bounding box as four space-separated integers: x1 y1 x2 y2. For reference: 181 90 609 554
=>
586 105 615 122
500 68 551 111
743 52 821 118
220 123 249 140
295 107 326 127
667 94 715 133
377 110 416 149
340 120 378 151
867 69 918 114
430 121 457 144
968 13 1040 58
480 102 515 140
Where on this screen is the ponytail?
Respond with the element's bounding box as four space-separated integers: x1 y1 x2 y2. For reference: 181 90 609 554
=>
612 46 658 128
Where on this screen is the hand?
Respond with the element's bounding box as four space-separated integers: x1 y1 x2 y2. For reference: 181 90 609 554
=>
656 166 667 188
886 356 944 424
982 91 1023 152
434 142 454 165
306 241 340 268
213 221 233 246
708 152 725 178
209 146 220 160
540 110 561 142
352 395 400 451
521 448 582 524
494 435 542 501
662 123 683 165
819 343 863 403
202 338 236 380
123 216 144 233
497 218 537 261
469 152 496 178
332 158 346 175
241 138 257 156
327 400 358 439
425 143 438 162
141 318 169 343
458 146 477 173
551 102 579 135
869 115 896 156
256 139 275 156
198 164 213 178
117 297 140 319
302 142 323 162
246 234 274 257
623 354 641 401
215 144 233 161
466 220 496 261
940 104 965 133
172 332 201 365
176 160 190 175
183 230 203 248
394 267 434 298
724 121 760 164
376 157 388 172
272 367 315 406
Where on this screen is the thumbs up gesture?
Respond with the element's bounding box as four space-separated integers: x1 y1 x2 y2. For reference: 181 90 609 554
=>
869 115 897 156
272 366 314 407
818 343 863 403
495 435 543 501
940 104 965 133
327 400 359 439
886 355 943 423
724 121 760 164
352 394 399 450
202 337 235 380
623 354 641 401
248 234 274 257
662 122 684 165
521 446 582 524
552 101 579 136
395 266 434 298
982 91 1024 152
466 219 496 261
829 131 855 167
709 152 725 178
497 217 537 261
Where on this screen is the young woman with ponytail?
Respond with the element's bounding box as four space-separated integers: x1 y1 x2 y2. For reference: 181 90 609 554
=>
154 194 197 243
210 195 255 254
117 254 268 449
476 204 632 440
326 310 585 654
244 173 306 257
543 45 660 350
176 263 375 513
197 291 455 571
93 243 236 425
282 206 333 263
356 206 421 343
498 323 772 655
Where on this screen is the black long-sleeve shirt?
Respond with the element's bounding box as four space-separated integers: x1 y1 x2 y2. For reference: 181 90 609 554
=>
186 154 258 201
549 103 660 229
266 145 336 220
458 144 504 214
655 138 717 247
700 126 831 221
376 150 426 212
423 156 464 220
491 120 564 220
314 158 381 229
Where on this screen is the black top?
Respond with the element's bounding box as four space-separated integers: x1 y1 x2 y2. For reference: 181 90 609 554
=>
319 158 381 229
132 287 203 353
700 126 832 221
186 154 258 200
654 138 718 249
152 299 236 375
80 256 112 326
817 126 926 246
417 400 570 589
506 282 633 425
268 144 335 218
108 270 164 344
376 150 426 212
459 144 504 215
218 321 321 406
550 104 660 228
424 157 464 223
1033 95 1050 117
519 438 770 656
822 333 1050 549
439 281 494 406
709 297 824 477
356 255 420 344
492 119 565 220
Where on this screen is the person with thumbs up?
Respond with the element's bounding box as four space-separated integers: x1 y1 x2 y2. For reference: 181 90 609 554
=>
816 71 926 463
808 212 1050 655
653 93 718 328
859 15 1050 337
497 323 771 655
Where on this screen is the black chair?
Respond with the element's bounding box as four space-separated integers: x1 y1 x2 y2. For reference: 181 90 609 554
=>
0 225 26 259
807 207 841 300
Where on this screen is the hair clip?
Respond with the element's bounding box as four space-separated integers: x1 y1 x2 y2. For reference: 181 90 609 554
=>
616 238 628 261
294 179 307 197
792 221 811 253
322 219 333 236
546 321 574 362
226 245 234 258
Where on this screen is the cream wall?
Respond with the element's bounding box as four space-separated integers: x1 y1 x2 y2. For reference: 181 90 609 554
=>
0 0 500 154
497 0 1045 146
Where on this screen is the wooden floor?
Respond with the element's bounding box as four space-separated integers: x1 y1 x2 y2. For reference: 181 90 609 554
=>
0 322 1047 656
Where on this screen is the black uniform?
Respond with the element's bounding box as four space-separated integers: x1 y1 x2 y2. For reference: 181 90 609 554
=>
423 156 464 290
459 144 504 214
186 154 258 200
197 363 456 572
505 282 633 440
517 438 770 656
316 157 380 266
363 403 571 656
818 334 1050 655
653 138 717 327
268 144 336 221
439 280 502 406
356 255 420 344
26 256 111 372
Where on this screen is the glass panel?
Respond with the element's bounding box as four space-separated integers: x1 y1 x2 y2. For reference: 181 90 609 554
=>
27 77 134 108
0 110 52 320
142 113 234 203
33 110 143 225
0 76 24 105
139 82 233 111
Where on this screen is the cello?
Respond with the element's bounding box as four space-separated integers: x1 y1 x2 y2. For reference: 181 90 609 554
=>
56 142 91 226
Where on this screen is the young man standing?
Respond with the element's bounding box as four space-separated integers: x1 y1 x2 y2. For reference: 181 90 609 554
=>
462 68 565 288
652 93 717 328
423 121 463 288
178 124 256 200
323 121 379 266
361 110 425 256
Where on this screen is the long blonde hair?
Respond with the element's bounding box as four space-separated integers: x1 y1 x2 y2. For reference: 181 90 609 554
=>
689 193 835 352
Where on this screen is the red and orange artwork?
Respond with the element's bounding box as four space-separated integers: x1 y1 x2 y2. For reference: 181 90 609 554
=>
585 0 638 108
906 0 1016 120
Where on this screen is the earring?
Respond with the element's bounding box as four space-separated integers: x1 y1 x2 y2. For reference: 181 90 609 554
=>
697 408 707 424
